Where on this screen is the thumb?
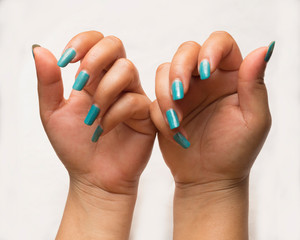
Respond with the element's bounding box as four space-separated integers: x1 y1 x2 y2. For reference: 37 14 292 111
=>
238 41 275 125
33 45 64 123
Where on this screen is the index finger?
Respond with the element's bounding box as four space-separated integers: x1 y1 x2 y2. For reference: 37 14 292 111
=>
57 30 104 67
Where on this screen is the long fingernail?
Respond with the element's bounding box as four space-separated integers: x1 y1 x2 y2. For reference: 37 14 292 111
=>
166 109 180 129
173 132 191 149
84 104 100 125
199 59 211 80
73 71 90 91
171 79 184 101
32 44 41 58
264 41 275 62
57 48 76 67
92 125 103 142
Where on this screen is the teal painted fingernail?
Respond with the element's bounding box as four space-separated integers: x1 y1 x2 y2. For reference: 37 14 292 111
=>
57 48 76 67
173 132 191 149
84 104 100 125
199 59 211 80
73 71 90 91
166 109 180 129
32 44 41 58
92 125 103 142
172 79 184 101
264 41 275 62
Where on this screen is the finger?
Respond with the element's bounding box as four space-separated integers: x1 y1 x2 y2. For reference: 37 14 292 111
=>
238 41 275 126
72 35 126 95
154 63 190 148
155 63 183 129
198 31 243 80
91 93 154 142
57 30 104 67
33 45 64 123
83 58 143 126
150 100 190 149
169 41 201 100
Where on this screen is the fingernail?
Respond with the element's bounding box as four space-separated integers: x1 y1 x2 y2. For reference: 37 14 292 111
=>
264 41 275 62
199 59 211 80
84 104 100 126
32 44 41 58
57 48 76 67
73 71 90 91
166 109 180 129
92 125 103 142
173 132 191 149
171 79 184 101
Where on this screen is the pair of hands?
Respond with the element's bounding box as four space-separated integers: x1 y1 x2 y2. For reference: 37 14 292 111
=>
33 30 273 240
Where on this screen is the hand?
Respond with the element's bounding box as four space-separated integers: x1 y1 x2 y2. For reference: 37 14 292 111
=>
150 31 274 239
33 31 156 240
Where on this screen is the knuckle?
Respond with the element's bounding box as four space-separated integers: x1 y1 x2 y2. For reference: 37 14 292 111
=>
125 93 138 106
156 63 170 74
116 58 136 72
89 30 104 38
179 41 199 49
211 31 234 40
106 35 124 49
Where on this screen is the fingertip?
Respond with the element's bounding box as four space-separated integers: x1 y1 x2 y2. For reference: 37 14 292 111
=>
264 41 275 62
198 59 211 80
173 132 191 149
57 48 76 67
33 46 62 84
32 44 41 59
91 125 104 143
171 79 184 101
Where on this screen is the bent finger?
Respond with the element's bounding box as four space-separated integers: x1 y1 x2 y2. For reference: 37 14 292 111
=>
57 30 104 67
72 35 126 96
198 31 242 80
91 93 154 142
169 41 201 100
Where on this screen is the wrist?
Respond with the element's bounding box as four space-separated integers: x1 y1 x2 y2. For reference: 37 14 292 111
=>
173 177 249 240
56 177 138 240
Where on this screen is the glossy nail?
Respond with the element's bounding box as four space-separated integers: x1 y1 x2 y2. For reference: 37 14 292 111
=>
32 44 41 58
264 41 275 62
173 132 191 149
92 125 103 142
199 59 211 80
73 71 90 91
166 109 180 129
171 79 184 101
84 104 100 126
57 48 76 67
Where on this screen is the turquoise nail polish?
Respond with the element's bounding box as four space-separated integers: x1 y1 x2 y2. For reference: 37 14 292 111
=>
173 132 191 149
57 48 76 67
92 125 103 142
172 79 184 101
199 59 211 80
84 104 100 126
264 41 275 62
166 109 180 129
32 44 41 58
73 71 90 91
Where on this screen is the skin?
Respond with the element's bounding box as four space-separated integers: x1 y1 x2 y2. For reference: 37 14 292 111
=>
33 31 156 240
150 31 272 240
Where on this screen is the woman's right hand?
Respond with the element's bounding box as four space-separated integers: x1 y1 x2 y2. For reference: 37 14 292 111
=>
33 31 156 240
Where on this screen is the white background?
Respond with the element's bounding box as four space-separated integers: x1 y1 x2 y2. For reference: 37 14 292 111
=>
0 0 299 239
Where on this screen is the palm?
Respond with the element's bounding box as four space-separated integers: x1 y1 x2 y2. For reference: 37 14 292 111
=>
43 94 155 192
159 71 263 184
